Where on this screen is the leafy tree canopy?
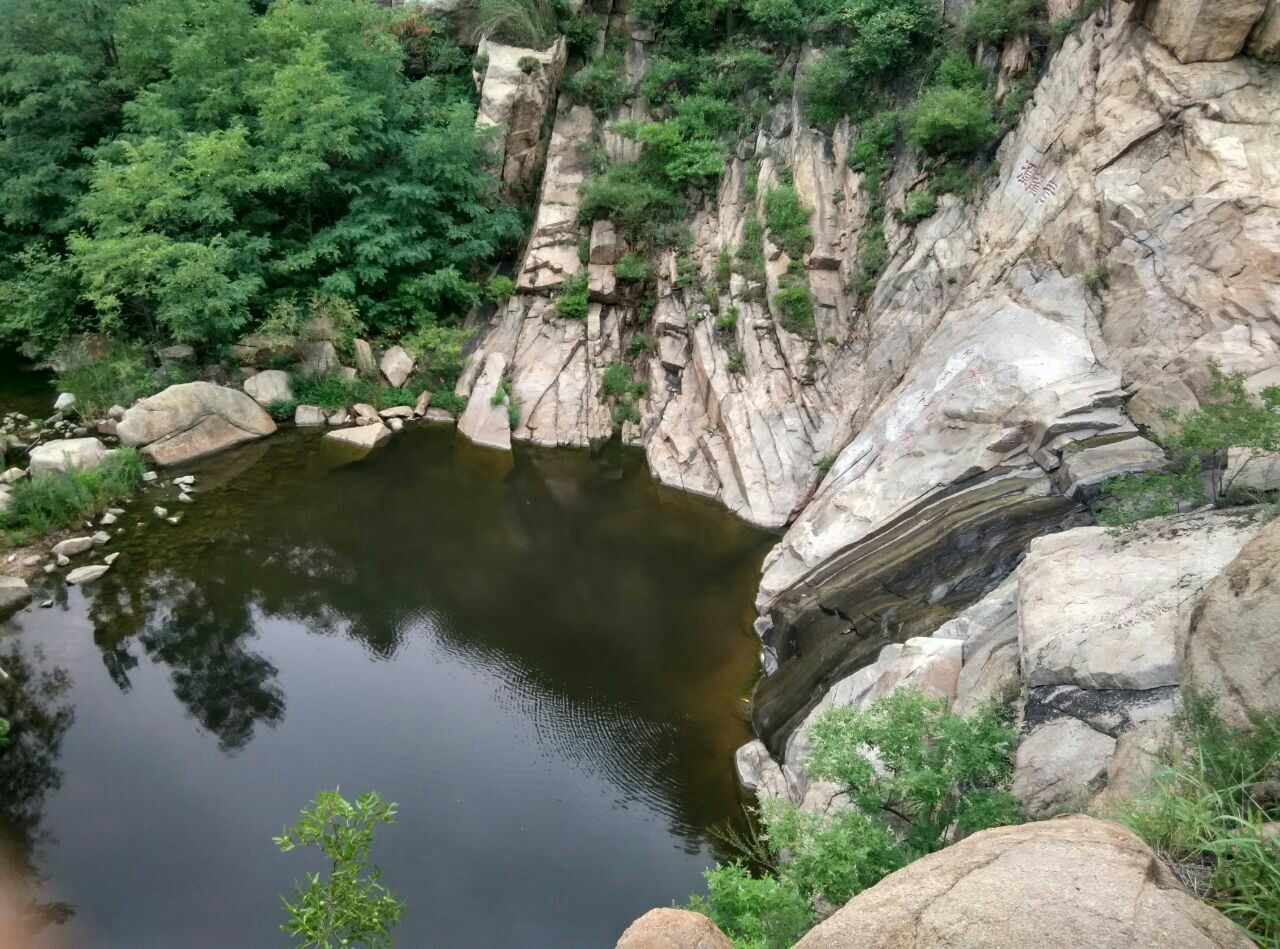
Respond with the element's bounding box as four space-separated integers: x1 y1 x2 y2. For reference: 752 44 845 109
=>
0 0 520 351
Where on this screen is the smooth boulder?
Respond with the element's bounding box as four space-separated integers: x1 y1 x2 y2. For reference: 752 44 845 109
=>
66 564 110 585
243 369 293 407
615 909 732 949
379 345 414 388
28 437 109 478
1183 518 1280 728
794 816 1252 948
117 382 276 466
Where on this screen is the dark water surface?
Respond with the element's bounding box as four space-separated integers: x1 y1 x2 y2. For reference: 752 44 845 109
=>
0 349 57 419
0 426 773 947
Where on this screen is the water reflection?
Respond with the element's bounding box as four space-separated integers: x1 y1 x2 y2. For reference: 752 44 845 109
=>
5 427 774 944
0 638 76 935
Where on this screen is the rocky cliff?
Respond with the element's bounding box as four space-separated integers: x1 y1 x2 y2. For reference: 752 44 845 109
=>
462 0 1280 799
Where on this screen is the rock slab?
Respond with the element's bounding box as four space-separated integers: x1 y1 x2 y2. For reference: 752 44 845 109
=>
28 438 109 478
794 816 1253 948
615 909 732 949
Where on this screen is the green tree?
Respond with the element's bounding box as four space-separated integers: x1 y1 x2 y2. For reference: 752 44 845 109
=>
692 691 1021 947
274 789 403 949
1098 365 1280 528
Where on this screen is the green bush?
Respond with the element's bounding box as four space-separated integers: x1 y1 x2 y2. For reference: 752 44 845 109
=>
56 341 167 420
905 85 999 157
847 111 898 192
561 13 598 57
288 373 424 412
555 273 591 319
799 49 861 130
579 164 685 245
773 286 814 335
565 50 629 117
615 253 650 283
726 346 746 374
901 192 938 224
1119 695 1280 944
744 0 808 43
961 0 1045 46
691 690 1021 947
852 223 889 299
717 308 739 333
275 789 403 949
484 275 517 304
763 185 812 259
402 324 472 387
600 361 648 425
0 447 145 546
1097 365 1280 527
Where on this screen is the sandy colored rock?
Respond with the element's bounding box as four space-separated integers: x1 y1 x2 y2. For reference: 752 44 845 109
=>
379 345 414 388
66 564 110 585
294 405 328 426
324 423 391 450
1183 517 1280 728
28 438 109 478
457 352 511 451
242 369 293 407
615 908 732 949
52 537 94 558
1145 0 1267 63
795 816 1253 948
118 382 276 466
296 340 338 377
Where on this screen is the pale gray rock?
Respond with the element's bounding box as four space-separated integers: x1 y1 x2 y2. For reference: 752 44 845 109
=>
475 38 567 191
296 340 339 377
51 537 93 558
423 408 456 424
29 438 109 478
1224 448 1280 493
327 409 350 426
66 564 110 585
53 392 76 412
1019 510 1263 692
589 220 627 265
0 576 31 619
379 346 414 388
243 369 293 406
99 512 117 526
0 486 10 514
92 531 109 546
378 406 415 420
1055 436 1167 498
515 105 593 292
1145 0 1267 63
353 339 376 377
324 423 391 450
0 468 26 484
1182 518 1280 728
294 405 328 426
1012 719 1116 818
457 352 511 451
118 383 275 466
413 391 431 416
351 403 380 425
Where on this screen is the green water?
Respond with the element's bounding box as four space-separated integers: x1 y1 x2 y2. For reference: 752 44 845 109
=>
0 424 773 947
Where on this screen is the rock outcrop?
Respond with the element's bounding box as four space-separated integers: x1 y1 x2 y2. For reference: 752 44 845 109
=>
0 576 31 619
793 816 1253 948
117 382 277 466
614 909 732 949
1183 517 1280 727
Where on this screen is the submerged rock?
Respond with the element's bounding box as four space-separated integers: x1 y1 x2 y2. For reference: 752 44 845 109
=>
118 382 276 466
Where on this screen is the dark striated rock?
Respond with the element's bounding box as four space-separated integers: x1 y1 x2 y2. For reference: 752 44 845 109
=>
752 463 1083 755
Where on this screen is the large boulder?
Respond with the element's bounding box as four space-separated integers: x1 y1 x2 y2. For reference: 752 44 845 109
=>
1144 0 1268 63
28 437 109 478
1183 518 1280 728
117 382 276 466
1012 718 1115 818
242 369 293 407
615 909 732 949
0 576 31 620
794 816 1253 948
379 345 414 388
1019 510 1264 692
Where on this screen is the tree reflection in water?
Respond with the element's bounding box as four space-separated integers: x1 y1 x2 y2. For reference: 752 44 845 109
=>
0 638 76 936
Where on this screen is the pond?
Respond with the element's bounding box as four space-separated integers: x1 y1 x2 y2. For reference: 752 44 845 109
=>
0 423 774 947
0 348 57 420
